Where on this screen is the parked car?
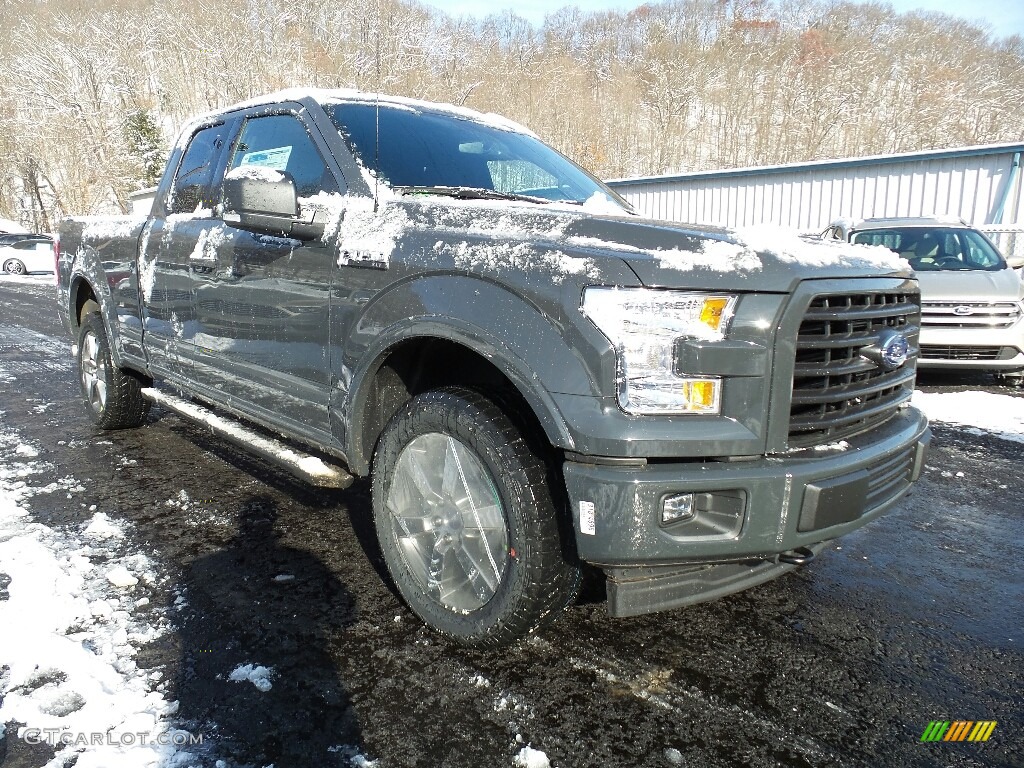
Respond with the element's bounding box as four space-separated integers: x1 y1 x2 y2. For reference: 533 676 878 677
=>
1 235 55 274
822 216 1024 384
0 233 40 246
57 90 930 646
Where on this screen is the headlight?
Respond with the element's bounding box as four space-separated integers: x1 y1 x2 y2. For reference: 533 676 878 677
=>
581 287 737 415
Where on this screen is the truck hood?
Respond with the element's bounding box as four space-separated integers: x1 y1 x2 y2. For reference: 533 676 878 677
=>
399 199 913 293
558 215 914 292
916 267 1024 303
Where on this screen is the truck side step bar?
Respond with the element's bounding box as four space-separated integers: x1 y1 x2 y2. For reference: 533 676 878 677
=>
140 387 355 489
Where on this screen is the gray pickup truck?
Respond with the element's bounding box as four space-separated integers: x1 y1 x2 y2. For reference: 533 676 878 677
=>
57 90 930 646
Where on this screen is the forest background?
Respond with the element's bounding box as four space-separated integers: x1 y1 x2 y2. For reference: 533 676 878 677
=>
1 0 1022 230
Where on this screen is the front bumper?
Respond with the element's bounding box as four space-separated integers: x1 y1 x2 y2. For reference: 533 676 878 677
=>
918 323 1024 371
562 407 930 614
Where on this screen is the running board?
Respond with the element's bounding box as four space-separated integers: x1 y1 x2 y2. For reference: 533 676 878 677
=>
141 387 355 489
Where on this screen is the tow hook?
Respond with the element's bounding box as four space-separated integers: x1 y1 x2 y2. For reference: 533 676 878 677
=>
778 546 816 566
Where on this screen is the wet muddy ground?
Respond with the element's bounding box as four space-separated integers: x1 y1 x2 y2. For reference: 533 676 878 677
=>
0 277 1020 768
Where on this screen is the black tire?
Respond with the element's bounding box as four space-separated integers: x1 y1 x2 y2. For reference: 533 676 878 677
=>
3 259 26 275
372 387 581 647
77 308 151 429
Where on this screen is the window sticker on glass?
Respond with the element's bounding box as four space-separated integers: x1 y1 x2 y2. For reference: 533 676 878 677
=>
239 145 292 171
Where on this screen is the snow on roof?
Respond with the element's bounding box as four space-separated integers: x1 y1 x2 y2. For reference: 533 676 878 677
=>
0 217 29 234
210 88 538 138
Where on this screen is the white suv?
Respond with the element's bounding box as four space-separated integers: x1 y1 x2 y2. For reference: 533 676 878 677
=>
823 216 1024 384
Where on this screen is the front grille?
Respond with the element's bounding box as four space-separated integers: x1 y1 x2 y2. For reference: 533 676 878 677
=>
921 301 1020 329
789 291 920 448
920 344 1006 361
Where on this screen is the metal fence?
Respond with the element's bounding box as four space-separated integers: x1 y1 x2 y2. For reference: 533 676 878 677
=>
979 226 1024 262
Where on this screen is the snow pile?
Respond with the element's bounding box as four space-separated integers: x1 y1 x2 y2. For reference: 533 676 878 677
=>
328 744 379 766
440 239 596 283
80 216 147 242
138 224 157 302
84 511 126 540
224 166 285 183
731 225 907 271
299 192 407 268
187 225 229 263
513 746 550 768
580 192 628 216
656 237 764 273
912 390 1024 443
227 664 274 692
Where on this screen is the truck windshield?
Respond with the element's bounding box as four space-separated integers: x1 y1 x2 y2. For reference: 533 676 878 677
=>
852 227 1006 272
325 102 631 211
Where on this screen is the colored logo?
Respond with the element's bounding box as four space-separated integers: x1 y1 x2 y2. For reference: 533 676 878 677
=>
952 305 975 316
920 721 996 742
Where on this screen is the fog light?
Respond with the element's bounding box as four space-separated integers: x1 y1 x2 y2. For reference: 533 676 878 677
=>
662 493 696 524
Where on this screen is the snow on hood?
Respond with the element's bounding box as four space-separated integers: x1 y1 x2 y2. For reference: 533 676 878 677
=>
730 225 909 271
562 219 907 275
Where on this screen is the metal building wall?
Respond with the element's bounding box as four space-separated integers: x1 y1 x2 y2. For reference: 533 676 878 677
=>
607 143 1024 235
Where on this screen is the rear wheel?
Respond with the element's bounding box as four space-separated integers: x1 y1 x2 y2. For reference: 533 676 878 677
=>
3 259 26 275
372 387 580 647
77 307 151 429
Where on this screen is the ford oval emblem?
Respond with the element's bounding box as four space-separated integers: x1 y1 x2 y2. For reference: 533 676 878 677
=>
879 331 910 370
952 305 974 316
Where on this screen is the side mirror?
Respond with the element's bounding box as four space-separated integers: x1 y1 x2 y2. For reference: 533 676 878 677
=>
223 171 299 237
1007 255 1024 270
222 171 326 241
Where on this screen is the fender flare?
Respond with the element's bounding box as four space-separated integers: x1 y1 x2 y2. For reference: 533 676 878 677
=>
343 275 604 474
68 263 126 369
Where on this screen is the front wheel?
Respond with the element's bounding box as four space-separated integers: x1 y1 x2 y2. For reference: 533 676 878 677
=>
3 259 26 275
77 310 151 429
372 387 580 647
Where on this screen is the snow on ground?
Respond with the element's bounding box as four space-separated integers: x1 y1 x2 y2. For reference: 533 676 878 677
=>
0 273 53 285
912 390 1024 443
0 424 199 767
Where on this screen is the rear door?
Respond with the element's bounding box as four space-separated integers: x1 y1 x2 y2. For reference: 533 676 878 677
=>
141 121 232 381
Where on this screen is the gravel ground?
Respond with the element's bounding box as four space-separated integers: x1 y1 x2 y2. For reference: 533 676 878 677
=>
0 275 1020 768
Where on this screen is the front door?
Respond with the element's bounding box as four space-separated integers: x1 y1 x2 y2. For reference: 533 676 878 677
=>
191 111 341 436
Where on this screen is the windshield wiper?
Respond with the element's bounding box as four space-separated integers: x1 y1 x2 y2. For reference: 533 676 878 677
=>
394 186 556 205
